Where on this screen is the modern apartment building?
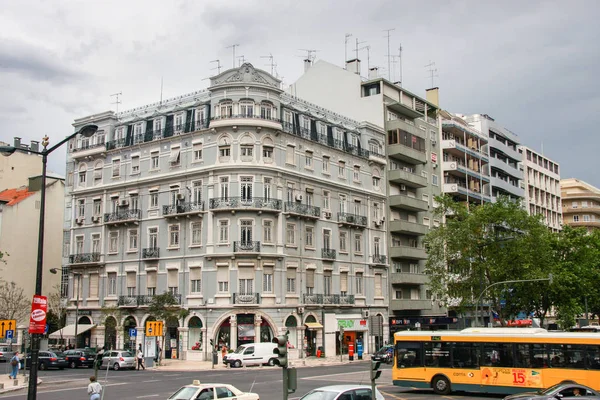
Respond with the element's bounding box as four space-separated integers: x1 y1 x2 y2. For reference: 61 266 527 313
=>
63 63 388 360
519 146 562 231
291 60 446 335
561 178 600 231
461 114 524 202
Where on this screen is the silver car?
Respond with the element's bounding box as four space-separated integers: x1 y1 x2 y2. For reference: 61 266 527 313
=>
0 346 15 363
100 350 136 370
504 383 600 400
300 385 385 400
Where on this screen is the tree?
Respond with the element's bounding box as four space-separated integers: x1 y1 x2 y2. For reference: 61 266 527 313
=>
424 195 554 325
46 284 68 340
0 280 29 322
147 292 189 365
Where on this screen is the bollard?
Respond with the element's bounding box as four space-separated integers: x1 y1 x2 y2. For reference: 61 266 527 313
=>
13 379 19 386
0 383 4 389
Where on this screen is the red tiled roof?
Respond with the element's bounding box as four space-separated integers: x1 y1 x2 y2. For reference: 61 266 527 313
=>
0 187 35 206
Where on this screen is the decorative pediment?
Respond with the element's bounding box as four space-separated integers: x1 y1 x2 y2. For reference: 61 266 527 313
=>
210 63 281 89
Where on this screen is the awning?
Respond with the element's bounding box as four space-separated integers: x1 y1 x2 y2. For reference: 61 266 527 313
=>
305 322 323 330
49 324 95 339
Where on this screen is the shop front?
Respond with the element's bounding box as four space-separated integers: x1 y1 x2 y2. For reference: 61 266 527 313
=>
336 316 368 356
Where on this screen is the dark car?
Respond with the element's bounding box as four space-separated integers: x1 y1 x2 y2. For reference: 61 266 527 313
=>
63 349 96 368
504 383 600 400
24 351 68 370
371 345 394 364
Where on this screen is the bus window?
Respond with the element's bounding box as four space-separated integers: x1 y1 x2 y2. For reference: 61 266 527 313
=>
532 343 548 368
425 342 451 368
482 343 513 367
516 344 532 368
564 345 586 369
452 342 480 369
586 346 600 370
396 342 422 368
549 344 566 368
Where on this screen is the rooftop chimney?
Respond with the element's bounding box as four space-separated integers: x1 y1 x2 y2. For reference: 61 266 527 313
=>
14 137 21 148
426 87 439 107
30 141 39 153
304 59 312 73
345 58 361 75
368 67 379 80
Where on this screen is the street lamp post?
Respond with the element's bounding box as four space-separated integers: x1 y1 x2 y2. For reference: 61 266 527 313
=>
0 125 98 400
474 275 553 327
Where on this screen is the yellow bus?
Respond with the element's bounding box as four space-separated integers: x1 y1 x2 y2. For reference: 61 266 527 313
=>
393 328 600 395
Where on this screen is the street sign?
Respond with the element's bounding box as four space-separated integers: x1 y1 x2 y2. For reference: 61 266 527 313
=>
145 321 163 337
0 320 17 338
44 324 49 335
6 330 14 339
129 328 137 337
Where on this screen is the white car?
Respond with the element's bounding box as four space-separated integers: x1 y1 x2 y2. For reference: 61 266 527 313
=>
299 385 384 400
168 381 260 400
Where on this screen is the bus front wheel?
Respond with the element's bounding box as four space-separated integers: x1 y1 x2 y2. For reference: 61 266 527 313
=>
432 375 451 395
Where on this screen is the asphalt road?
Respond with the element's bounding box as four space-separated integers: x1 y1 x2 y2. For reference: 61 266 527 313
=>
1 362 506 400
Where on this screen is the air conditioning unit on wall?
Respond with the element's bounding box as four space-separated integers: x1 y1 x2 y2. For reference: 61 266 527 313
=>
362 310 370 318
295 194 303 202
119 199 129 207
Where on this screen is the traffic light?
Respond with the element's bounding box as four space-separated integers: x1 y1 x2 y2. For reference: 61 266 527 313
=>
370 360 382 382
273 335 288 368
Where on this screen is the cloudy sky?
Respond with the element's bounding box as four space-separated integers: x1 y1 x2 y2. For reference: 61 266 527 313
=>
1 0 599 187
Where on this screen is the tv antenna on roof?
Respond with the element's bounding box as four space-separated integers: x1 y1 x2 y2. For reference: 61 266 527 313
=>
398 44 403 87
111 92 122 113
383 28 395 80
425 60 439 88
210 60 222 74
344 33 352 66
299 49 318 62
237 55 246 67
261 53 276 75
355 38 367 62
226 44 239 68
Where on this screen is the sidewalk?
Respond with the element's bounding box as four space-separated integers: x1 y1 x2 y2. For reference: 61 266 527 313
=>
0 370 42 395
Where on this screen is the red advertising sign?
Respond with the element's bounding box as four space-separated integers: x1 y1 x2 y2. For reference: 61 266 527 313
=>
431 152 438 163
29 295 48 334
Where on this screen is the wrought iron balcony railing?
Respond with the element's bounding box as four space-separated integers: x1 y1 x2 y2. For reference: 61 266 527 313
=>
104 209 141 223
142 248 160 259
118 294 182 307
209 197 282 211
321 248 337 260
372 254 387 264
303 294 355 305
233 293 261 305
234 241 261 252
72 141 106 153
285 202 320 218
69 253 101 264
337 212 368 227
211 114 281 123
163 201 205 216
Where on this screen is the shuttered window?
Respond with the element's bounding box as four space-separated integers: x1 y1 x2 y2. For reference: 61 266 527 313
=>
217 266 229 292
263 266 273 292
286 145 295 164
190 267 201 293
375 273 382 297
89 274 99 297
340 272 348 294
286 268 296 293
127 272 136 296
147 271 157 288
168 269 178 291
306 269 315 288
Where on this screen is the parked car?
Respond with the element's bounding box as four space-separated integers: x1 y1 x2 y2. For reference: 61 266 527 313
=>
371 345 394 364
167 380 260 400
300 385 384 400
0 346 15 363
100 350 135 370
23 351 68 370
504 383 600 400
63 349 96 368
223 342 278 368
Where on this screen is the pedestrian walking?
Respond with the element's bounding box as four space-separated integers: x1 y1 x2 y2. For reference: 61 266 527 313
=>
8 352 19 379
87 376 102 400
137 348 145 370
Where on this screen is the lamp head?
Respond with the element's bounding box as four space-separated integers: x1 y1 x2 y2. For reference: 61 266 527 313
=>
0 146 17 157
49 268 59 274
77 124 99 138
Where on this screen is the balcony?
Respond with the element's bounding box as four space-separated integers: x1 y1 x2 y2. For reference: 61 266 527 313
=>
142 248 160 259
337 212 367 228
389 245 427 260
285 202 320 219
303 294 355 305
233 293 261 305
163 201 205 218
209 197 282 213
368 151 386 165
372 254 387 265
118 294 182 307
389 220 429 236
388 168 428 188
68 253 102 265
390 273 429 285
321 249 336 260
388 144 427 165
210 114 282 131
71 141 106 159
233 241 261 253
390 299 432 311
389 194 428 212
104 209 141 225
568 220 600 229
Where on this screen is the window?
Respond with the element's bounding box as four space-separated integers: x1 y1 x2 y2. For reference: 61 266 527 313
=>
240 101 254 117
168 269 179 295
191 222 202 246
373 202 381 221
89 274 99 298
192 181 202 204
217 266 229 292
93 199 101 216
286 223 296 245
353 166 360 181
432 174 439 186
190 268 201 293
573 215 580 222
170 188 179 205
240 177 253 201
107 273 117 296
148 227 158 248
572 201 578 209
263 177 272 200
323 229 331 250
154 118 162 133
149 192 159 209
261 103 273 119
263 267 273 292
322 156 330 174
151 152 159 169
78 166 86 187
355 272 363 295
77 199 85 218
305 226 314 248
93 162 102 185
220 177 229 199
128 229 138 251
240 220 253 244
241 145 254 159
169 147 181 166
582 201 589 208
583 215 591 222
91 234 101 254
169 224 180 247
127 271 136 296
130 195 139 211
354 234 362 253
340 272 348 296
263 145 273 160
287 182 295 203
286 145 295 165
112 159 120 177
306 269 315 294
306 191 313 206
323 271 332 295
219 101 233 117
109 231 118 253
75 235 84 254
323 190 330 210
263 220 273 243
305 151 313 168
147 271 157 296
373 176 380 189
374 273 382 297
374 237 381 256
339 194 347 213
338 161 345 178
219 220 229 243
339 231 347 252
239 278 254 295
219 144 231 159
369 141 380 154
193 142 203 161
131 155 140 174
175 113 184 132
286 269 296 293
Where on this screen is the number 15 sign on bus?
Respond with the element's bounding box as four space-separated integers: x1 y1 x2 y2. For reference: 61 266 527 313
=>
29 295 48 334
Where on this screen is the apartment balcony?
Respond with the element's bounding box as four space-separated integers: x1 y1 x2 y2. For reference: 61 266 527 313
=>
71 141 106 159
492 178 525 198
233 293 261 305
118 294 182 307
285 202 320 219
386 100 423 119
209 197 282 213
210 114 282 131
142 247 160 259
390 273 429 285
104 209 141 225
372 254 387 265
388 144 427 165
388 168 428 188
563 205 600 215
368 151 386 165
321 249 337 261
444 183 492 203
337 212 367 229
68 253 102 266
163 201 205 218
303 294 355 305
390 299 432 311
233 241 261 253
568 220 600 229
564 192 600 201
389 220 429 236
490 157 521 179
105 138 126 151
389 194 428 212
389 245 427 260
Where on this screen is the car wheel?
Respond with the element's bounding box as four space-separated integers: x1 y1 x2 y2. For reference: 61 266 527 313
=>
432 375 451 395
69 361 76 369
233 360 242 368
39 362 46 371
113 363 120 371
267 358 277 366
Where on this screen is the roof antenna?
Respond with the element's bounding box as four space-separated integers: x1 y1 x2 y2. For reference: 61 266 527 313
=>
110 92 122 113
210 59 222 74
237 55 246 67
344 33 352 66
260 53 275 75
425 60 439 88
226 44 239 68
398 44 403 87
299 49 318 62
355 38 367 61
159 77 163 105
383 28 395 80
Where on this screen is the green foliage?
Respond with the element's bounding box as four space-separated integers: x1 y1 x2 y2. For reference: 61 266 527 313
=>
148 291 182 321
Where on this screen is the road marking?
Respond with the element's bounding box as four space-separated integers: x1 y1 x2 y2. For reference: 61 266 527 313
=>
142 379 163 382
379 390 407 400
137 395 160 398
0 382 130 398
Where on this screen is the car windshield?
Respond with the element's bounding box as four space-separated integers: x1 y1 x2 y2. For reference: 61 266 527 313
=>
121 352 133 358
168 387 199 400
233 346 246 354
539 383 565 395
300 390 339 400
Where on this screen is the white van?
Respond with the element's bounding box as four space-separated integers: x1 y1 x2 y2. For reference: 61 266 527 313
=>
223 342 278 368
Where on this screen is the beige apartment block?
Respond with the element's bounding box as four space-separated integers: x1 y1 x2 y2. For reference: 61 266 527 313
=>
561 178 600 231
0 138 43 190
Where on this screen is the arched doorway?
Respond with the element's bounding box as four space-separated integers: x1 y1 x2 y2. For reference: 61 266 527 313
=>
305 315 318 357
165 316 179 359
123 316 136 351
285 316 297 350
104 316 117 350
77 316 92 348
188 317 203 350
